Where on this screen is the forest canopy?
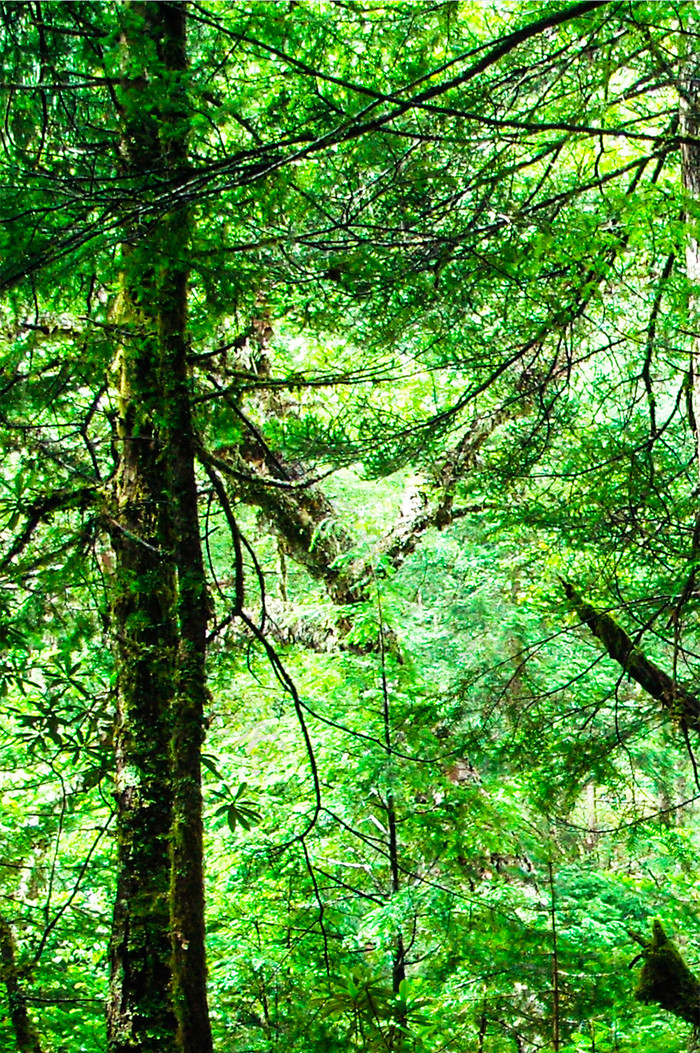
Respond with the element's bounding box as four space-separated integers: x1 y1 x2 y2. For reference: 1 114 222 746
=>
3 1 700 1051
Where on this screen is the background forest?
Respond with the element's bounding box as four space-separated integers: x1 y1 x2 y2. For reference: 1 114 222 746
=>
3 1 700 1051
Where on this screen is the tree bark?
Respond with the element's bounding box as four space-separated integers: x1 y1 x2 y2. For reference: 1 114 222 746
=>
0 915 42 1053
561 580 700 733
107 4 212 1051
681 56 700 472
156 6 212 1047
206 403 518 612
632 920 700 1029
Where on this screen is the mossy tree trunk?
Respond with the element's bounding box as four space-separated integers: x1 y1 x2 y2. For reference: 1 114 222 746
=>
107 4 212 1051
682 36 700 475
156 5 212 1045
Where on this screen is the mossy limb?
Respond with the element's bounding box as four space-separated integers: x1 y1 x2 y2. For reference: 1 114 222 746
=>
633 920 700 1028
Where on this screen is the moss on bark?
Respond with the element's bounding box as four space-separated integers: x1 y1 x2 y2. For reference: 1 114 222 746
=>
107 4 212 1051
561 580 700 732
633 920 700 1029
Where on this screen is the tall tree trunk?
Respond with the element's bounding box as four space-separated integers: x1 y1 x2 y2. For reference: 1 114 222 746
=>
682 40 700 474
107 4 212 1051
108 215 180 1050
157 5 212 1047
380 625 406 1045
548 861 561 1053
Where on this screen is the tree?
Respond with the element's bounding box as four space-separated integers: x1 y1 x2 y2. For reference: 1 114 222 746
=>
4 1 700 1050
107 4 211 1049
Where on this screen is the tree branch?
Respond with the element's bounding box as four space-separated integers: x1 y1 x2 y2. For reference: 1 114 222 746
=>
208 404 517 612
561 580 700 733
0 487 97 571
